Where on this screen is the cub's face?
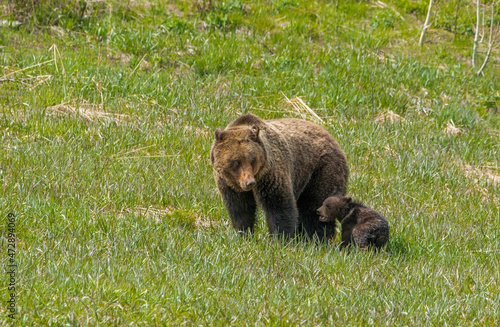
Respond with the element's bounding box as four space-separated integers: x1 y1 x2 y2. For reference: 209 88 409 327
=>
317 196 350 222
211 125 266 192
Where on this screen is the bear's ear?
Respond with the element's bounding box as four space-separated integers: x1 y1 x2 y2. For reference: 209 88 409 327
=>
344 197 352 203
249 125 259 140
215 129 225 143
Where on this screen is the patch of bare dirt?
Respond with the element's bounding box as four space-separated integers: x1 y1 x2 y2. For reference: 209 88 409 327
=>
463 164 500 187
375 110 405 124
46 100 130 124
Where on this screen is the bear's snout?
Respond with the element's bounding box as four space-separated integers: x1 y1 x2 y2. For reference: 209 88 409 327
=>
239 172 256 191
245 178 256 188
317 207 329 222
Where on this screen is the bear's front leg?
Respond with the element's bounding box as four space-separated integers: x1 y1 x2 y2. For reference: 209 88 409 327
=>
340 223 356 249
257 182 299 239
216 180 257 235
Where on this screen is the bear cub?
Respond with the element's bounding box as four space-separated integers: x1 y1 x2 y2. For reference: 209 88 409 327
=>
316 196 389 250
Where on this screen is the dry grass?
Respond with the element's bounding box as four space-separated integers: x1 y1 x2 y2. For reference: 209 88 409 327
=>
4 0 500 324
194 215 218 228
384 145 400 159
281 95 324 124
120 206 175 223
463 164 500 187
108 52 132 66
46 100 130 124
111 145 180 160
184 125 211 139
374 110 405 124
2 59 55 79
0 74 52 88
117 206 218 228
443 120 464 136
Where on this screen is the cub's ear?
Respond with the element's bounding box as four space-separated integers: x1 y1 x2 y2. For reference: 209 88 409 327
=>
344 197 352 203
249 125 260 140
215 129 225 143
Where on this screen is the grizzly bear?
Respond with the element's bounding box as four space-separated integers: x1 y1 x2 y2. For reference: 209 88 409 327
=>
210 114 349 241
317 196 389 249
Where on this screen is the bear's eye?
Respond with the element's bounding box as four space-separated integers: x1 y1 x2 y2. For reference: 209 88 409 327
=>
326 205 331 209
251 158 256 166
230 160 240 170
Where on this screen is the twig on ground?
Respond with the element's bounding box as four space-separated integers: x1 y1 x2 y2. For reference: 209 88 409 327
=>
472 0 481 69
476 2 496 75
419 0 435 47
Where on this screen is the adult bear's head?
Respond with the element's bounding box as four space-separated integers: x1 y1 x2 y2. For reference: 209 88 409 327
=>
211 124 267 192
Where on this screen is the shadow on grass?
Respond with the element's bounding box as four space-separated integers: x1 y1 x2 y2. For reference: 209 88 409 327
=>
384 234 425 260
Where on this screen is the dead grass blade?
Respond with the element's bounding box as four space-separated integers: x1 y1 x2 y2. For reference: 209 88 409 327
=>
0 74 52 88
126 54 147 81
281 94 324 124
114 145 157 157
443 120 464 136
111 144 180 160
115 155 180 160
2 59 55 79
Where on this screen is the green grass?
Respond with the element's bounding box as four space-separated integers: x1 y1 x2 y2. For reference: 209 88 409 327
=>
1 0 499 325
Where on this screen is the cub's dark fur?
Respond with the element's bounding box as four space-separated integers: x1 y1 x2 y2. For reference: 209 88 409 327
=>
317 196 389 249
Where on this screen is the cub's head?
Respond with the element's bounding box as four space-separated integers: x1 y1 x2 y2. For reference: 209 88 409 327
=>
316 196 352 222
210 125 266 192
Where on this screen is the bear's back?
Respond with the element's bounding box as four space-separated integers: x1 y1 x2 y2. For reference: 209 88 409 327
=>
226 115 340 160
356 207 387 225
266 118 340 155
351 206 389 248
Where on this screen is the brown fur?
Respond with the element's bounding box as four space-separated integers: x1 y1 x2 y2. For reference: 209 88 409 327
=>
211 114 349 241
317 196 389 249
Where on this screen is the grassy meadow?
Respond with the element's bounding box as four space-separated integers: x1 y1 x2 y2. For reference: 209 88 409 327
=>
1 0 500 325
